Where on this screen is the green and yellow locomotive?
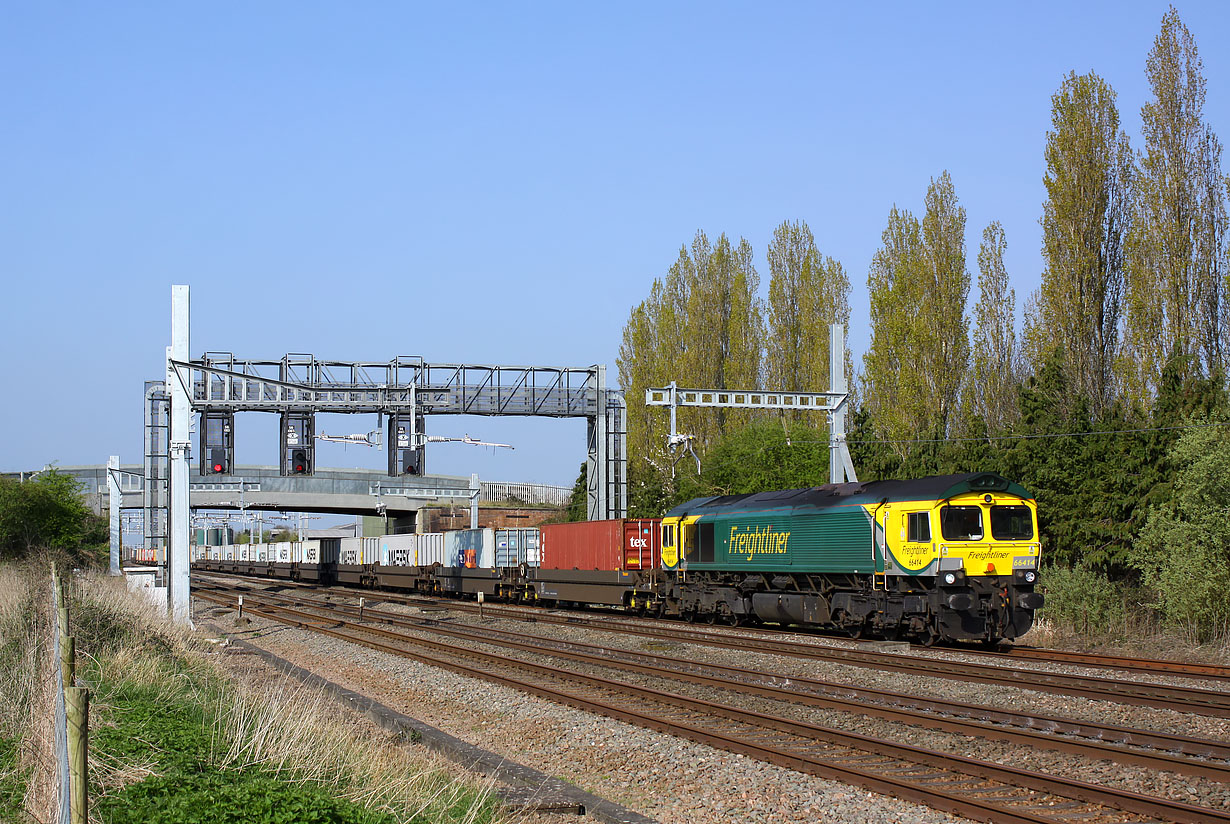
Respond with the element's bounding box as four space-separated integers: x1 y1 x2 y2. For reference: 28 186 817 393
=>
659 473 1043 644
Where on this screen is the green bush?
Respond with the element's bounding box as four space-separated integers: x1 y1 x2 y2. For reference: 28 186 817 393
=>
0 471 107 562
1042 562 1127 637
1133 413 1230 641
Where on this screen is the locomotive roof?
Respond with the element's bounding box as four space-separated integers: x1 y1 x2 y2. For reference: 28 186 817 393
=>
665 473 1033 517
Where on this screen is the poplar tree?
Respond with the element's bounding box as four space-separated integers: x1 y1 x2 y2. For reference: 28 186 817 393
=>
862 172 970 457
618 256 689 474
618 230 763 481
1025 71 1131 418
765 220 851 401
1125 6 1230 398
966 221 1021 434
680 231 764 448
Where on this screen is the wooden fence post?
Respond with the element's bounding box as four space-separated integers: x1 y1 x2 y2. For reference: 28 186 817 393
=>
60 636 75 691
66 685 89 824
57 578 70 643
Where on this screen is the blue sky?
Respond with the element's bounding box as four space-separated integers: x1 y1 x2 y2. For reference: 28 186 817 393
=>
2 2 1227 487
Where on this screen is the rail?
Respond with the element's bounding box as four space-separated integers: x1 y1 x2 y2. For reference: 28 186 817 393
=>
194 581 1230 824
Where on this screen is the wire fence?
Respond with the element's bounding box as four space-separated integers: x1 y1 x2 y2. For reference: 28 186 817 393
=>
50 565 88 824
51 576 69 824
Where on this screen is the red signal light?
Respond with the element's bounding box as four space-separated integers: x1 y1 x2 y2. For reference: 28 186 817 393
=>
213 463 223 473
289 448 309 475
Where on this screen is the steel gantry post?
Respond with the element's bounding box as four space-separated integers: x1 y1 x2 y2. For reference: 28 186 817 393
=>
142 381 168 561
828 323 856 484
586 365 608 522
167 286 191 623
107 456 121 575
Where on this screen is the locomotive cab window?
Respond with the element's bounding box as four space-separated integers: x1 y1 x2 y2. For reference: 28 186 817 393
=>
907 512 931 542
940 506 983 541
698 522 715 563
662 524 676 549
682 524 699 562
990 505 1033 540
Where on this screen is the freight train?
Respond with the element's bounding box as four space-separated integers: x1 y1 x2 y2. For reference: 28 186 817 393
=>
192 472 1044 644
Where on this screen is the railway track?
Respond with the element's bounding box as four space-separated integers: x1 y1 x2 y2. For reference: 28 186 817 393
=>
206 576 1230 718
975 644 1230 683
194 572 1230 687
199 579 1230 781
195 582 1230 824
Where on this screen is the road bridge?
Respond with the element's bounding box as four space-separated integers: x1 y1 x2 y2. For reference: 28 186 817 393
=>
3 464 570 518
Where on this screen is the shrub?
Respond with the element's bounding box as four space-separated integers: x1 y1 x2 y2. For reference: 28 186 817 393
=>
1041 562 1127 637
1133 413 1230 642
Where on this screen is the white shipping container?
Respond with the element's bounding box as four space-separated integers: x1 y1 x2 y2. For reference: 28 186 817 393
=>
297 540 320 565
360 536 379 564
273 542 293 563
379 534 418 567
416 533 446 566
338 537 361 566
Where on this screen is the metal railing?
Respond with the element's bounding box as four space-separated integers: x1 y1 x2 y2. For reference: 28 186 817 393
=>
480 482 572 506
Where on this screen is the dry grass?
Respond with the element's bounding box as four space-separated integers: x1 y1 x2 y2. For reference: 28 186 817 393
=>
0 562 59 824
217 676 500 822
1024 612 1230 663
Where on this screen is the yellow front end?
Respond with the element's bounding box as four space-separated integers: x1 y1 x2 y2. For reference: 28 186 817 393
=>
876 492 1040 578
929 492 1040 578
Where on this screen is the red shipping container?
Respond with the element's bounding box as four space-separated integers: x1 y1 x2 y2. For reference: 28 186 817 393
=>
540 519 661 571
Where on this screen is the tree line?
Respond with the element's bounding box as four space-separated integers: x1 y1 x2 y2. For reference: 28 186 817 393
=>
616 8 1230 638
0 470 107 561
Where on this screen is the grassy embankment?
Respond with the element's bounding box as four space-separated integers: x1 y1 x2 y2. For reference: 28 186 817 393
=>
0 562 506 824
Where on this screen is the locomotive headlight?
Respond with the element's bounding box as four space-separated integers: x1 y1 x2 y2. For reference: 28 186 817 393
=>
1023 570 1037 583
943 572 957 585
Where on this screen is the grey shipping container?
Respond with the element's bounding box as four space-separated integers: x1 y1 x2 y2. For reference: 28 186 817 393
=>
495 528 540 568
207 527 233 546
